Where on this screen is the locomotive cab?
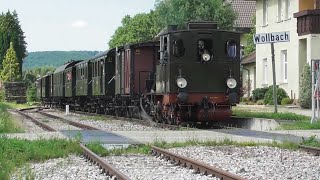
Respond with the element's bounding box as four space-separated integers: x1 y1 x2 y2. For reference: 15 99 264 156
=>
153 22 241 125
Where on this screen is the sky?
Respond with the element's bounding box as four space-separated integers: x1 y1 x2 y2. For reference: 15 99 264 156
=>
0 0 156 52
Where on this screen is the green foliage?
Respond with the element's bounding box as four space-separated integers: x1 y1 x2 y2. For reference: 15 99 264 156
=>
23 51 99 70
252 87 269 101
155 0 236 30
281 121 320 130
299 64 312 109
0 138 81 179
256 100 264 105
27 84 38 102
0 10 27 76
109 0 237 48
109 12 160 48
243 15 256 56
0 89 4 102
0 42 20 82
301 135 320 148
0 102 23 133
281 97 293 105
232 109 310 121
264 85 289 105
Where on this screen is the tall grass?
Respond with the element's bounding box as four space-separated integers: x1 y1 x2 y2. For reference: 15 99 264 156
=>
0 103 23 133
0 137 81 180
232 109 310 121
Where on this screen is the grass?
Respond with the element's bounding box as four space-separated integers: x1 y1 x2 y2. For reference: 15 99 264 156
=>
232 109 310 121
0 102 24 133
232 109 320 130
0 137 81 180
301 135 320 148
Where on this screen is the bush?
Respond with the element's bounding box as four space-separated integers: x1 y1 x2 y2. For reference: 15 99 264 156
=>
256 100 264 105
281 97 293 105
299 64 312 109
0 90 5 102
264 85 289 105
252 87 269 101
27 84 38 102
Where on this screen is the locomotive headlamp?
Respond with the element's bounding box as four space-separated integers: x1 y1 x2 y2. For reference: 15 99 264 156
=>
202 53 211 61
176 77 187 88
226 78 237 89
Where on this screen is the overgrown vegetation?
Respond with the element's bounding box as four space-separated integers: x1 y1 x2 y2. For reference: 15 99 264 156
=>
252 87 269 102
264 85 289 105
232 109 309 121
299 64 312 109
243 15 256 56
301 135 320 148
0 137 81 180
0 102 23 133
280 121 320 130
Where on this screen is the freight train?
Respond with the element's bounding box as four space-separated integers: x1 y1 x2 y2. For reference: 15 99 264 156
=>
36 22 241 126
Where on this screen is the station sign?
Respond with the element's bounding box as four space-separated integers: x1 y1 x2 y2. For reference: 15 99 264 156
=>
253 31 290 44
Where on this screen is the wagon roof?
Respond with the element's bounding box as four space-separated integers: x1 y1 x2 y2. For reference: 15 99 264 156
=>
53 60 81 74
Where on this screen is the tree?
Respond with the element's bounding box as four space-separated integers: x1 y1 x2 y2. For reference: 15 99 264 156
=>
243 15 256 56
154 0 236 30
108 0 237 48
0 42 20 82
109 11 160 48
0 10 27 75
299 64 312 109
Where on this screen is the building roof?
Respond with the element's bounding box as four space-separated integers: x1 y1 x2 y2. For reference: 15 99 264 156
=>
230 0 256 29
241 51 256 65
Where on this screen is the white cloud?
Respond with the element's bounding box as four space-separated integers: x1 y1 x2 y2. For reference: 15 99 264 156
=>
71 20 88 28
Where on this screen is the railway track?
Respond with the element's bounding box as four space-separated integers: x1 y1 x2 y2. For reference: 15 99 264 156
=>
36 111 100 130
16 108 248 179
299 145 320 156
61 109 183 130
151 146 245 180
15 110 56 132
80 144 131 180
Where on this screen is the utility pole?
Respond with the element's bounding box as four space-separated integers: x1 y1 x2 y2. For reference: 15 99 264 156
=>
271 43 277 113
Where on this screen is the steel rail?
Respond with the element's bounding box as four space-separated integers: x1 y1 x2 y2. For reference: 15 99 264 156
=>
16 110 56 132
299 145 320 156
18 107 41 111
151 146 246 180
37 111 100 130
80 144 131 180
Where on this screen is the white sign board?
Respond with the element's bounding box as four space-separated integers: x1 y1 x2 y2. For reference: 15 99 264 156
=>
253 31 290 44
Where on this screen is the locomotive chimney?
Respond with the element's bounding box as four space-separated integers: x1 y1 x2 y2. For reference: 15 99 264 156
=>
187 21 218 30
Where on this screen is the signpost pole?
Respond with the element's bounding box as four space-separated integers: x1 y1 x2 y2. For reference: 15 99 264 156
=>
271 43 278 113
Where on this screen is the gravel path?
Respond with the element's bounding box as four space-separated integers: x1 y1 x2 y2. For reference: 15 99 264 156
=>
168 146 320 180
104 154 218 180
11 155 110 180
45 110 163 131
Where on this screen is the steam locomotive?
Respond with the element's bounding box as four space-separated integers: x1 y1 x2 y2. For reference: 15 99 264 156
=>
37 22 241 126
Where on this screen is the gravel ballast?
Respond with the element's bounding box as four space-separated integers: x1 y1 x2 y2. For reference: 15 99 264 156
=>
103 154 218 180
46 110 163 131
168 146 320 180
11 146 320 179
11 155 110 180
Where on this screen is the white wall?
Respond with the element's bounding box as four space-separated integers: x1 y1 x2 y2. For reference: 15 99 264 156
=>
256 0 300 99
242 63 256 97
